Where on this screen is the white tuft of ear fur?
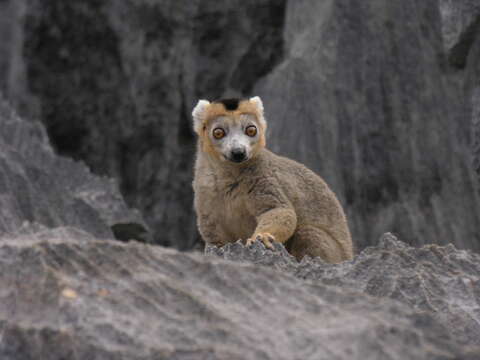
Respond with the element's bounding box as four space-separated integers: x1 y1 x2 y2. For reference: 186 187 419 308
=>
249 96 264 115
192 99 210 133
249 96 266 128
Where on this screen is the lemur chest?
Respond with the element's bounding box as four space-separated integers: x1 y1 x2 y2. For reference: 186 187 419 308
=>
214 180 256 240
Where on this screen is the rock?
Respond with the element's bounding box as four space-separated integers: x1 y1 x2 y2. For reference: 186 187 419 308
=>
208 233 480 348
441 1 480 195
0 0 286 250
1 0 480 253
1 228 479 359
0 96 150 242
469 41 480 190
254 0 480 252
439 0 480 67
438 1 480 186
1 3 480 358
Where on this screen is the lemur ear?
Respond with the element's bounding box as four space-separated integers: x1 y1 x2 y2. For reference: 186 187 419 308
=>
192 99 210 133
249 96 264 115
249 96 266 128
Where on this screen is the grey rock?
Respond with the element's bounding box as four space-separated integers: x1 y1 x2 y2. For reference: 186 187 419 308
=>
1 0 480 254
208 233 480 348
1 3 479 358
438 0 480 186
0 0 286 249
1 228 479 359
469 42 480 188
457 11 480 194
439 0 480 67
254 0 480 252
439 1 480 215
0 96 150 242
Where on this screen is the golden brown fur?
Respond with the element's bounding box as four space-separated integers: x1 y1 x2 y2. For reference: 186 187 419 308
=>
192 97 353 263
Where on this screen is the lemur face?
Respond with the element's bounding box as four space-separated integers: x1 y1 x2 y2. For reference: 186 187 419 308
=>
192 97 267 163
207 113 261 163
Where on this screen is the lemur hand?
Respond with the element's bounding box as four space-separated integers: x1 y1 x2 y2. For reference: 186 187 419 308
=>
245 232 275 250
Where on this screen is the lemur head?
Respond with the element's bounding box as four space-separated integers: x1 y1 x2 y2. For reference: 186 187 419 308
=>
192 96 266 163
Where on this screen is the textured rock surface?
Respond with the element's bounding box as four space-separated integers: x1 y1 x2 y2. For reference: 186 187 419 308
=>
0 0 285 249
441 1 480 191
439 0 480 66
0 96 149 242
255 0 480 251
470 41 480 187
439 1 480 189
1 229 479 360
1 0 480 253
208 233 480 348
1 3 480 357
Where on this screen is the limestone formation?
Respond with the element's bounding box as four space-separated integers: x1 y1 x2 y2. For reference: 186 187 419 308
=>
1 229 479 359
208 233 480 348
0 96 149 242
2 0 480 251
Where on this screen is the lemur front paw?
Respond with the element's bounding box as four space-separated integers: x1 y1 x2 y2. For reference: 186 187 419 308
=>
245 232 275 250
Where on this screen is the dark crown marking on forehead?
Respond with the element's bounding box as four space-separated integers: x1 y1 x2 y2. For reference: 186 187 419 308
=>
214 98 242 111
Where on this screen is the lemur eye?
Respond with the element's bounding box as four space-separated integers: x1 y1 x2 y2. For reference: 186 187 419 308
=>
245 125 257 137
212 128 225 139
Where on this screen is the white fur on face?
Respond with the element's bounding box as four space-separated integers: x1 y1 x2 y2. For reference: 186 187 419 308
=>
223 125 252 158
210 114 260 162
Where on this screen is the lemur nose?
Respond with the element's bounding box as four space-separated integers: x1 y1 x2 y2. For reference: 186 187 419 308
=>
230 148 247 163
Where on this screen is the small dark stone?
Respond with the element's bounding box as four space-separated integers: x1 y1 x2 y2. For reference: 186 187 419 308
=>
111 223 149 243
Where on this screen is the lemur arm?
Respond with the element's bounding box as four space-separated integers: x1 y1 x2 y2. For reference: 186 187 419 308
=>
246 177 297 244
251 208 297 243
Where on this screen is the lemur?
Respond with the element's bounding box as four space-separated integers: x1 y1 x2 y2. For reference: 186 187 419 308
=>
192 96 353 263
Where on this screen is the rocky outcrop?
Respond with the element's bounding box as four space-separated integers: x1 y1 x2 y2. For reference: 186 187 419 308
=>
440 1 480 192
208 233 480 348
1 228 479 359
439 1 480 186
3 92 479 359
0 0 286 250
440 0 480 67
1 0 480 253
0 97 149 242
255 0 480 251
1 3 480 357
